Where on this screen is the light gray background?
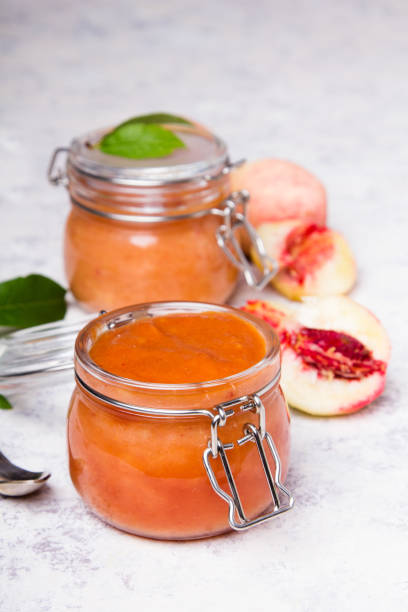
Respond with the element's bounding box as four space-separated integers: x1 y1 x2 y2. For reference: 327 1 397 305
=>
1 1 407 611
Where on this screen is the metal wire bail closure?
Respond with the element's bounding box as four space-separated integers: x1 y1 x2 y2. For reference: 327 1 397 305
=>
48 147 69 187
216 191 279 290
203 393 294 531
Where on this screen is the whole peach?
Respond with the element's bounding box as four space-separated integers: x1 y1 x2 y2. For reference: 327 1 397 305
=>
231 159 327 228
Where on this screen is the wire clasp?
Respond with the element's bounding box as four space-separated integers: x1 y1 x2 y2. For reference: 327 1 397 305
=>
203 393 294 531
216 191 279 290
47 147 69 186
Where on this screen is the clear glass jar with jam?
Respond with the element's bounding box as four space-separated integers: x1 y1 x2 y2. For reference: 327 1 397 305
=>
68 301 293 540
48 121 275 311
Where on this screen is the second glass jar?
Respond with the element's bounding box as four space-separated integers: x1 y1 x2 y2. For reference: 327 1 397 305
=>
49 122 274 311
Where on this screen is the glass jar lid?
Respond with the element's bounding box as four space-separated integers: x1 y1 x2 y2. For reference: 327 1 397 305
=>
68 122 229 186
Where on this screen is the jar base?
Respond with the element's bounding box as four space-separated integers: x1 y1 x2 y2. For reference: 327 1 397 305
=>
84 501 235 541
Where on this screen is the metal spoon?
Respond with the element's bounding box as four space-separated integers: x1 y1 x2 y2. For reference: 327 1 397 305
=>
0 451 50 497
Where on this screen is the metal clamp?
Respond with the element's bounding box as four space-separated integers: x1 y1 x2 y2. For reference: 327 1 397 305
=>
203 393 294 531
216 191 279 290
47 147 69 186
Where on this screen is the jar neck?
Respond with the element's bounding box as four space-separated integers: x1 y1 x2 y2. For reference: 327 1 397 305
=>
67 163 231 219
74 303 281 416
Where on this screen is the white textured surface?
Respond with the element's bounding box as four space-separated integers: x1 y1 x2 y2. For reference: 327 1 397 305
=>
1 1 407 610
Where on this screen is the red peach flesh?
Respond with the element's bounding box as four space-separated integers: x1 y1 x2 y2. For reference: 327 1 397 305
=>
280 224 335 284
291 328 386 380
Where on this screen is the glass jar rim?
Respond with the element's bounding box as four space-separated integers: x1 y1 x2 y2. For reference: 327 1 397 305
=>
75 301 280 393
68 124 229 186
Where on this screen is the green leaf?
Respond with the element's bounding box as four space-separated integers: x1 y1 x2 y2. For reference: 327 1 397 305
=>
0 274 67 328
99 122 186 159
0 395 12 410
119 113 192 127
98 112 192 160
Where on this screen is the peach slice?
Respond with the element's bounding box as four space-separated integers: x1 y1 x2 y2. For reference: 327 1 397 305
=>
243 296 390 416
231 159 327 228
254 221 357 300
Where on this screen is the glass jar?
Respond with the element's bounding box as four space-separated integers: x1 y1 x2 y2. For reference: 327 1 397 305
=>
48 122 275 311
68 302 293 540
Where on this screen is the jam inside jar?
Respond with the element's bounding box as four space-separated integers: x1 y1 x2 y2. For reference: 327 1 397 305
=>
68 302 293 540
49 121 275 311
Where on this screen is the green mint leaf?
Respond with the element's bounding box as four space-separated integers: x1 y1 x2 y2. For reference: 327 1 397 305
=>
0 394 12 410
0 274 67 328
99 122 186 159
119 113 192 127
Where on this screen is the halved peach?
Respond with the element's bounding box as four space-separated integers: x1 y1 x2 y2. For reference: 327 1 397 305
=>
231 159 327 227
242 296 390 416
254 222 357 300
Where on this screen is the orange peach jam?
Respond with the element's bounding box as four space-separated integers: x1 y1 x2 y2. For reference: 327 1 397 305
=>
89 311 266 383
68 303 290 540
62 123 239 311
